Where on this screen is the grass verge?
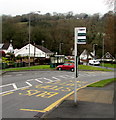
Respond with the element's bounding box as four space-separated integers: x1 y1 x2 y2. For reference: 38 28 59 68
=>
78 65 112 71
2 65 53 71
100 63 116 68
1 65 112 72
87 78 116 87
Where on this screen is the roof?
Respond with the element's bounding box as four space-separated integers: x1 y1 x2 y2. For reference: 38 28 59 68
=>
80 49 93 59
0 44 4 49
35 45 53 54
81 49 88 56
0 43 10 50
102 52 115 59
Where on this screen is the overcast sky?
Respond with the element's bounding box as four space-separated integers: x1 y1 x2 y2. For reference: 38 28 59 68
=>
1 0 112 16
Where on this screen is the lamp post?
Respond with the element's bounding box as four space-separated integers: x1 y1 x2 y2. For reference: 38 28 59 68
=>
28 11 40 67
102 33 105 67
59 42 63 55
10 40 13 53
41 40 44 57
28 14 31 67
93 44 97 59
33 42 36 64
42 40 44 47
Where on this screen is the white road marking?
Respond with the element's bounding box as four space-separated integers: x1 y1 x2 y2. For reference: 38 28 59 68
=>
25 82 33 86
0 86 31 95
12 83 18 90
64 75 74 78
59 76 67 78
3 75 12 77
0 81 32 95
1 73 107 95
0 83 14 87
16 74 22 76
43 78 53 83
34 79 43 83
52 77 61 81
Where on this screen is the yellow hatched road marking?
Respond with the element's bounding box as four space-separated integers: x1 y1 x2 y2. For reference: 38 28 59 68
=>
19 86 87 113
0 92 14 96
19 79 104 113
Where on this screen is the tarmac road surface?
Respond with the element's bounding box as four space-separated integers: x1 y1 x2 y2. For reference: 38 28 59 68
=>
1 70 114 118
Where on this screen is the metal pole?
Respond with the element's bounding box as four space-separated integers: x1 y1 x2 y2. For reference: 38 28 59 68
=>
74 28 78 104
34 42 36 64
102 37 104 67
93 44 95 59
59 42 63 55
59 43 61 54
42 40 44 47
93 44 97 60
28 14 31 67
42 40 44 57
28 11 40 67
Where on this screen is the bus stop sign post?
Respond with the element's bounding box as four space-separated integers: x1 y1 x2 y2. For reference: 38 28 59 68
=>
74 27 86 104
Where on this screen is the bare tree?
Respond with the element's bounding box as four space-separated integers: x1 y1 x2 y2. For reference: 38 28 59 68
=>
105 0 116 8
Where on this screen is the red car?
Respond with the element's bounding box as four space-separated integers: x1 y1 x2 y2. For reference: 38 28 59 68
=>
56 63 74 72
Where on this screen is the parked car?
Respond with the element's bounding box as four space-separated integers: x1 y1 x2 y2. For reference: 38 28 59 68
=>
56 63 74 72
66 60 74 63
89 60 100 66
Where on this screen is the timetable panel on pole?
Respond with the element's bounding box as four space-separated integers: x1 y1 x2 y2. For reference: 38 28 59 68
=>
75 27 86 44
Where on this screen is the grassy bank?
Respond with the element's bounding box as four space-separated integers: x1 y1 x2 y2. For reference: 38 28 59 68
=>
87 78 116 87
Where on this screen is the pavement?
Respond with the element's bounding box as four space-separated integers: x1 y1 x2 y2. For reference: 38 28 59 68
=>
43 82 115 119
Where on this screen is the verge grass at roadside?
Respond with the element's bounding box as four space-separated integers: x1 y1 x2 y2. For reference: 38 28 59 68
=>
87 78 116 87
2 65 53 71
78 65 112 71
100 63 116 68
1 65 112 72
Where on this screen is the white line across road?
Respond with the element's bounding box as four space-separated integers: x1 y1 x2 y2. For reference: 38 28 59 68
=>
1 71 114 95
0 82 32 95
12 83 18 89
1 75 71 95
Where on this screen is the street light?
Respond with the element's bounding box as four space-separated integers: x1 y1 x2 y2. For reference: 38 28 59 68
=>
41 40 44 57
93 44 97 59
33 42 36 64
102 33 105 67
28 14 31 67
42 40 44 46
59 42 63 54
28 11 40 67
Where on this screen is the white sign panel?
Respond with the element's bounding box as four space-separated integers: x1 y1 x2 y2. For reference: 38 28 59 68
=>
75 27 86 44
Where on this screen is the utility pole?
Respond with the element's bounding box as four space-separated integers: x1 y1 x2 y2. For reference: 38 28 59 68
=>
28 11 40 67
33 42 36 64
59 42 63 54
93 44 97 59
28 13 31 67
102 33 105 67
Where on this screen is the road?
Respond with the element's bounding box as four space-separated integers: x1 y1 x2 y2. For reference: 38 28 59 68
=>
1 70 114 118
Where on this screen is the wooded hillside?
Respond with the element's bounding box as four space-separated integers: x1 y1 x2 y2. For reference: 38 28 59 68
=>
2 11 115 58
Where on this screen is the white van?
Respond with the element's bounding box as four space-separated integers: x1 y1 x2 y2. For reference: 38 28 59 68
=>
89 60 100 66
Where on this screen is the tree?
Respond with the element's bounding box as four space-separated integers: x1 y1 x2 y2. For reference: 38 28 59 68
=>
2 11 115 57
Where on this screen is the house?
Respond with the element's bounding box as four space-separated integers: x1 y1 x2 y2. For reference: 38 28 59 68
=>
0 43 14 53
101 52 115 62
14 44 54 58
79 49 94 64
